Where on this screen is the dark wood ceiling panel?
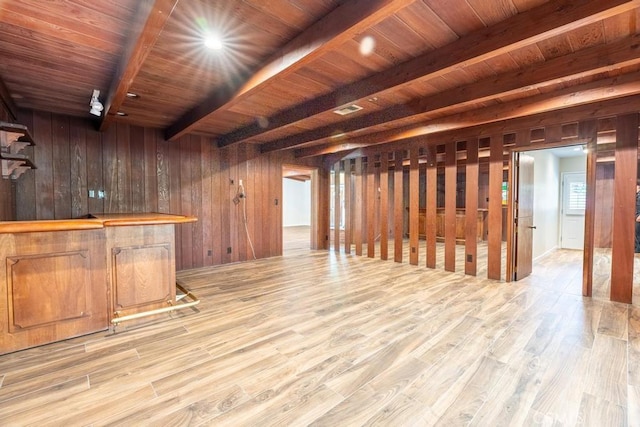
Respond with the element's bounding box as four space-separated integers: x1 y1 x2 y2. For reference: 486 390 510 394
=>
510 0 549 12
454 61 497 84
371 15 436 57
566 21 606 51
395 1 458 49
507 44 546 67
534 33 574 59
0 0 138 117
3 0 640 161
602 9 640 42
465 0 519 26
483 52 521 75
0 1 135 54
421 0 486 36
281 0 342 21
312 49 380 84
241 0 333 31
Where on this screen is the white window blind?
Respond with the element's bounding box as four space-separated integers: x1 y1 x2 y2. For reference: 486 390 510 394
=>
566 181 586 214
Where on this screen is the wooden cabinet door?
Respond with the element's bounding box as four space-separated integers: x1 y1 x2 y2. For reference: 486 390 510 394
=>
0 230 108 354
107 225 176 324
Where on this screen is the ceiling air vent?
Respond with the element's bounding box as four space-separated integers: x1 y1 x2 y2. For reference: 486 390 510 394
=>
333 104 363 116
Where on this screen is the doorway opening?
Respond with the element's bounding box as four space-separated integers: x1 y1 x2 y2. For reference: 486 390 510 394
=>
508 145 587 287
282 165 314 254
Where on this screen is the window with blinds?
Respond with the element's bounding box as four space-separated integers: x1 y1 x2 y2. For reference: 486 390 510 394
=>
566 181 586 215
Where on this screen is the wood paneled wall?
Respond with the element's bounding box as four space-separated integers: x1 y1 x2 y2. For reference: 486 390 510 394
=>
0 101 15 221
11 110 323 271
594 162 614 248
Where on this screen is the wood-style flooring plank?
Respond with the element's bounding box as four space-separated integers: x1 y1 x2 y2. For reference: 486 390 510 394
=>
577 392 627 426
436 355 507 425
583 334 627 406
1 246 640 425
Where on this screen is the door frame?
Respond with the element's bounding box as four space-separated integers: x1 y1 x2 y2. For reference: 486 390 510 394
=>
506 142 595 288
282 164 321 251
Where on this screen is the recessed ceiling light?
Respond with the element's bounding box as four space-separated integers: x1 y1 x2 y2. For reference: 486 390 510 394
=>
126 92 139 99
204 34 224 50
116 111 128 116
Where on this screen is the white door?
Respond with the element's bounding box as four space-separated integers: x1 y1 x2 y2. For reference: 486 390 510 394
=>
560 172 586 250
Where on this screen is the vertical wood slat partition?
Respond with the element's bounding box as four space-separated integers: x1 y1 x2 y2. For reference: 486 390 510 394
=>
488 134 504 280
344 160 352 255
445 142 457 272
610 113 639 303
409 149 419 265
425 145 437 269
465 138 479 276
367 156 376 258
379 153 389 261
314 166 331 251
581 119 598 297
333 161 341 252
394 151 404 263
354 157 363 256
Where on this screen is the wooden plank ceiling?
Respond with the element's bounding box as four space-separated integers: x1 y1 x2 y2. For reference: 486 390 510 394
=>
1 0 640 159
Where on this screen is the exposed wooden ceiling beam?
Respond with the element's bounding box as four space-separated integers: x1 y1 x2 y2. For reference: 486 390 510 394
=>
294 73 640 158
220 0 639 148
99 0 179 131
262 34 640 153
164 0 417 141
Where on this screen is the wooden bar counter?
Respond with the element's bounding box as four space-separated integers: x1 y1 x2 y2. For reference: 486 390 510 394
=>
0 213 196 355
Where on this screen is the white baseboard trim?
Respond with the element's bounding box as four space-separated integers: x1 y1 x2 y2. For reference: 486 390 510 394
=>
533 246 558 262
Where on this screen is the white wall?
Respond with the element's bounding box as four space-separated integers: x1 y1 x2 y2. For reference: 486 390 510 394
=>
559 155 587 174
282 178 311 226
528 150 560 260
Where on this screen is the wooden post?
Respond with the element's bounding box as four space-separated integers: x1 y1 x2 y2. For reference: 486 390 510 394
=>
465 138 479 276
580 119 597 297
333 161 341 252
380 153 389 260
367 156 376 258
425 145 437 269
354 157 363 256
610 113 638 303
488 134 504 280
394 150 404 263
445 142 457 272
409 148 419 265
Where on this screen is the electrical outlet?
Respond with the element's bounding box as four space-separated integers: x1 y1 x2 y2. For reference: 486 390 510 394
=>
207 250 212 256
88 190 95 198
227 247 232 254
98 190 106 199
467 254 473 262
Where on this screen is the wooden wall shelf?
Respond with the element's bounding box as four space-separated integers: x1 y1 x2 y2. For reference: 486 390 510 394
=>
0 153 37 180
0 121 36 179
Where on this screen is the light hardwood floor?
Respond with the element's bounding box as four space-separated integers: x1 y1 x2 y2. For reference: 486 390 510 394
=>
0 228 638 425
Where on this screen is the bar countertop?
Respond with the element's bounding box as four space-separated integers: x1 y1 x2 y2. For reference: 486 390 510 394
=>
0 212 197 233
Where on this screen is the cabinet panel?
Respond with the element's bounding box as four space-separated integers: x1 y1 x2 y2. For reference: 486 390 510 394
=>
8 251 90 330
106 224 176 324
112 244 171 311
0 230 108 354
